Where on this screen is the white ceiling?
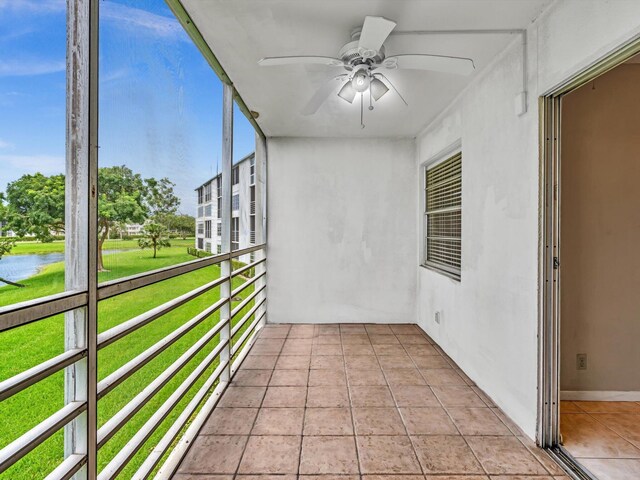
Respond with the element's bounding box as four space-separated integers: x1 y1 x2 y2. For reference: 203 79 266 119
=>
182 0 553 138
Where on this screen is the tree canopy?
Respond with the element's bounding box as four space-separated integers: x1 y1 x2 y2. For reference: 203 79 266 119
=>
3 173 65 242
1 166 187 272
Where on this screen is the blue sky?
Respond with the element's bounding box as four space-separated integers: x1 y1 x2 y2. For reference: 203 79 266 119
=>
0 0 256 215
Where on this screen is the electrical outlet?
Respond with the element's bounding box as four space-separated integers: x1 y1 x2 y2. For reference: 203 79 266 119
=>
577 353 587 370
434 311 441 324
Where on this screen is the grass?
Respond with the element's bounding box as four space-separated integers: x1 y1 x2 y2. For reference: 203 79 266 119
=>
7 238 149 255
0 238 259 479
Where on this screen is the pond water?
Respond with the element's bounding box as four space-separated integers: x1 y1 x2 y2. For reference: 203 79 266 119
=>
0 250 126 284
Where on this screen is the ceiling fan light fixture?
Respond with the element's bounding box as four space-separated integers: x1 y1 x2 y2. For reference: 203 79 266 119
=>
337 81 357 103
352 70 370 93
370 77 389 101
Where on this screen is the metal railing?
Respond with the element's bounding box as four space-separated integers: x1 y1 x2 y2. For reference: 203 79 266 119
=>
0 243 267 479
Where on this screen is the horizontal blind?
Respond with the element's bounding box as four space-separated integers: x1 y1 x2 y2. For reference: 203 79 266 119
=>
425 153 462 278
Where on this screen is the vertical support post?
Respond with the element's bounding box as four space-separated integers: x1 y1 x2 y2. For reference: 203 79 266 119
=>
86 0 100 476
65 0 89 475
219 83 233 382
254 132 267 327
65 0 98 478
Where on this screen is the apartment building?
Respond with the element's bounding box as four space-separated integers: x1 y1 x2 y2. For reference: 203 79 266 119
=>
195 152 256 263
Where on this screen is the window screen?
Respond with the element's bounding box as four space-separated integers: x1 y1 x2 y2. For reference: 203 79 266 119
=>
424 152 461 279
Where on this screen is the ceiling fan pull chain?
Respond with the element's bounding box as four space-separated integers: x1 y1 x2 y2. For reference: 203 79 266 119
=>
360 93 365 129
369 87 374 111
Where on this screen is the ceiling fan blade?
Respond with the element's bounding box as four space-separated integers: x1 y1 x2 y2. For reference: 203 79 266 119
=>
301 75 348 116
384 54 475 76
358 16 396 55
259 56 344 67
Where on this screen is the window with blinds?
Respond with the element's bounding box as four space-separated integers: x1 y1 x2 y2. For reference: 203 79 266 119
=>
424 152 462 279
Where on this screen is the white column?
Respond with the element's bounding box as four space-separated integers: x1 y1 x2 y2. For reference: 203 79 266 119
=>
254 132 267 327
219 83 233 382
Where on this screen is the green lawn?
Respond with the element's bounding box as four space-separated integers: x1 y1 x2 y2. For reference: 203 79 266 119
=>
0 239 259 479
8 238 148 256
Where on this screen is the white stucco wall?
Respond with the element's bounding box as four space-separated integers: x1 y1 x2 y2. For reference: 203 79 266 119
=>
415 0 640 439
266 137 417 325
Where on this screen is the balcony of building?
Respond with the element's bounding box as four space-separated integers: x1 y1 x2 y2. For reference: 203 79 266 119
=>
1 1 640 480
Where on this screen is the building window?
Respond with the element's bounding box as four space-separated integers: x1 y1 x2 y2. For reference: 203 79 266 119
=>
216 177 222 218
250 156 255 185
231 217 239 250
197 222 204 235
205 220 212 239
250 215 256 244
232 194 239 211
197 205 204 218
197 187 204 204
217 244 222 254
424 152 462 280
204 182 211 202
204 204 212 217
197 238 204 250
232 166 239 185
205 242 212 253
217 221 222 237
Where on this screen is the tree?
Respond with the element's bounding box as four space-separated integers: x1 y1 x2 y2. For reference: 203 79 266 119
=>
164 213 195 239
4 173 65 241
145 177 179 224
138 222 170 258
0 239 24 288
98 166 147 271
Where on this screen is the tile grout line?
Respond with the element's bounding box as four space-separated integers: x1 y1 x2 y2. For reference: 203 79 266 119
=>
364 325 426 476
401 325 495 477
408 325 555 477
339 325 364 478
233 326 285 478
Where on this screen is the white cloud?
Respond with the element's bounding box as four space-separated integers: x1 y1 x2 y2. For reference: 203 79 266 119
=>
101 2 187 42
0 59 65 77
0 0 65 14
0 154 65 192
0 154 64 175
0 139 13 149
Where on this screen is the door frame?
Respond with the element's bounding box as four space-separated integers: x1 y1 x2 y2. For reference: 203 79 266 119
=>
538 35 640 478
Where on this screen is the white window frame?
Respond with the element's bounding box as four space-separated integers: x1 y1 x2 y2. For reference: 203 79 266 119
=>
420 140 462 281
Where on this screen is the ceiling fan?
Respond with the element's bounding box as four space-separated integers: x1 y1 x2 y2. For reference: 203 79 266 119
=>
258 16 475 126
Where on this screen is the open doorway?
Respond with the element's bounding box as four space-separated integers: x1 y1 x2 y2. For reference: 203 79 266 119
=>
540 44 640 480
559 53 640 479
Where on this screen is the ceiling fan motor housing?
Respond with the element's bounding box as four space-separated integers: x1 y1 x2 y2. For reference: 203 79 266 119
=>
338 40 386 68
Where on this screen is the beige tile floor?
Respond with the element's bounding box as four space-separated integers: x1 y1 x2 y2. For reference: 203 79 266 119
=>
561 400 640 480
176 323 570 480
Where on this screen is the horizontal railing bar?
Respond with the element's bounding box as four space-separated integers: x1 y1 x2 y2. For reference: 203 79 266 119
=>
230 244 264 259
44 453 86 480
97 318 227 448
97 254 225 301
232 310 266 355
132 354 229 479
230 284 265 321
0 291 87 333
231 258 265 278
97 296 227 399
231 297 266 339
97 276 227 350
230 271 266 299
0 348 86 402
154 379 227 480
0 401 86 474
99 341 229 480
97 243 265 300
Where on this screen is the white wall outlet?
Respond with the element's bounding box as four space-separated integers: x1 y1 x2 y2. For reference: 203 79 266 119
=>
577 353 587 370
434 311 441 324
